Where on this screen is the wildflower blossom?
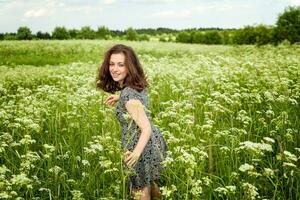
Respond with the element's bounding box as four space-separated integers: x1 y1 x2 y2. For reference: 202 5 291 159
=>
239 163 254 172
49 166 62 175
283 162 296 168
10 173 32 186
263 168 274 177
242 182 259 200
283 151 298 162
238 141 273 154
71 190 85 200
161 184 177 198
19 135 36 145
190 179 202 196
263 137 275 143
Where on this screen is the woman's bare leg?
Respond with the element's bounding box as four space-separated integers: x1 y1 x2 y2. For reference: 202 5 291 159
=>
131 185 151 200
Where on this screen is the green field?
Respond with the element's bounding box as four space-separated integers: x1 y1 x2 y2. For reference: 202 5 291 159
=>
0 40 299 199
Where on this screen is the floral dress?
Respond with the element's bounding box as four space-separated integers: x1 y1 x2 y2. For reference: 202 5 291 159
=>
115 86 168 189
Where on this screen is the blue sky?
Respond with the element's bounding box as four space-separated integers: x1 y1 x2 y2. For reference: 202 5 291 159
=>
0 0 299 33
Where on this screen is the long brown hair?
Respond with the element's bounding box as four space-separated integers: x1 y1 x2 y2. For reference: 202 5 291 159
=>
96 44 148 93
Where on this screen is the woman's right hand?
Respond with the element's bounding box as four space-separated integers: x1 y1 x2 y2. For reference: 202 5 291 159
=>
104 94 120 106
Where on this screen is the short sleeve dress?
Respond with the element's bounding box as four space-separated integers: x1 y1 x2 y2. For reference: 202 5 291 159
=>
115 86 168 190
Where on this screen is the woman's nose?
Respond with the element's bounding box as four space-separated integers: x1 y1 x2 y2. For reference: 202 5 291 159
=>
112 69 118 73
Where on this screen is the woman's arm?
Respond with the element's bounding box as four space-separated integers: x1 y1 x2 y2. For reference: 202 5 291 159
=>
124 99 152 167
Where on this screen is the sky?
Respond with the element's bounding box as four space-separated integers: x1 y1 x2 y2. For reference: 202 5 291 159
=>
0 0 299 33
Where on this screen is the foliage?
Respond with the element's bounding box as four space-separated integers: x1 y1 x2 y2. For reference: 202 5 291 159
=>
77 26 96 39
275 6 300 44
0 41 299 199
176 31 191 43
0 6 299 45
96 26 111 39
36 31 51 40
16 26 33 40
52 26 70 40
69 29 79 39
126 27 138 41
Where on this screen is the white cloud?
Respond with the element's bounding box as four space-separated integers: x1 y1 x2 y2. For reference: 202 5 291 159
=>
147 9 192 18
290 0 300 5
103 0 116 5
194 2 250 12
146 2 249 19
126 0 187 4
65 5 103 14
24 8 50 18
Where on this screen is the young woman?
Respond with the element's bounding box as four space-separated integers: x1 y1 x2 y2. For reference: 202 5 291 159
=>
96 44 168 200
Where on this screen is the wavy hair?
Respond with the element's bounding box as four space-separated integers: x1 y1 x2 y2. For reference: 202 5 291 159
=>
96 44 148 93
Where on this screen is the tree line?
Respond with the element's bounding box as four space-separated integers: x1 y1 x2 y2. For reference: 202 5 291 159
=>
0 6 299 45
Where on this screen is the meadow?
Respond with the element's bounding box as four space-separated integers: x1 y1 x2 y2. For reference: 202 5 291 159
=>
0 40 299 199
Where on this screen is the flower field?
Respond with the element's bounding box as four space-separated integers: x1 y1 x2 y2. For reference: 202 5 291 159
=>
0 40 299 199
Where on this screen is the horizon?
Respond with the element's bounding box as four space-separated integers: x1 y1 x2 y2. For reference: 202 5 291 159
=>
0 0 300 33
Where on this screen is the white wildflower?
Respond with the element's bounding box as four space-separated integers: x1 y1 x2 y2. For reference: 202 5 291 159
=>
202 176 212 186
238 141 273 154
283 162 296 168
99 160 112 168
242 182 259 199
190 179 202 196
81 160 90 166
226 185 236 192
263 168 274 177
265 109 274 118
43 144 55 152
283 151 298 162
161 184 177 198
10 173 32 186
239 163 254 172
0 165 11 174
263 137 275 143
49 166 62 175
71 190 85 200
19 135 36 145
215 187 228 196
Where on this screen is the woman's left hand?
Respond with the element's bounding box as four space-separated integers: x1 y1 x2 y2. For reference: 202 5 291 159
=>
124 150 141 168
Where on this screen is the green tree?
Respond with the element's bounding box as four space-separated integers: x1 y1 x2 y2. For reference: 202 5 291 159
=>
220 30 234 45
77 26 96 39
126 27 138 41
254 25 274 46
16 26 32 40
204 30 222 44
36 31 51 40
138 34 150 41
52 26 70 40
96 26 111 39
192 31 205 44
4 33 17 40
159 33 169 42
232 26 257 44
69 29 79 39
275 6 300 44
176 31 192 43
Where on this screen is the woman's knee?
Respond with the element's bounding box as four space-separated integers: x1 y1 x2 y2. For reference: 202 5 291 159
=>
131 186 150 200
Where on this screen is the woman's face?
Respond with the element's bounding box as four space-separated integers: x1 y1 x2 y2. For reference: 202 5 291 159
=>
109 53 128 86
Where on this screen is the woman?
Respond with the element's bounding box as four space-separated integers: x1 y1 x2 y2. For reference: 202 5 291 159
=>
96 44 168 200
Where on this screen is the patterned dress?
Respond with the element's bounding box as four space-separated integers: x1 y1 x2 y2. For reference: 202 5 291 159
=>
115 86 168 189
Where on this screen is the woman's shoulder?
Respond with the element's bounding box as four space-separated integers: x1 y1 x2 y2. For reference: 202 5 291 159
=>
122 86 147 94
120 86 148 101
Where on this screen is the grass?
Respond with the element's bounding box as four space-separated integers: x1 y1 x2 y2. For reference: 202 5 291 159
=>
0 40 299 199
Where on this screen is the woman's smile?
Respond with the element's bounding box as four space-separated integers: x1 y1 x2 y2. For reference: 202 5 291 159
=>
109 53 128 85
